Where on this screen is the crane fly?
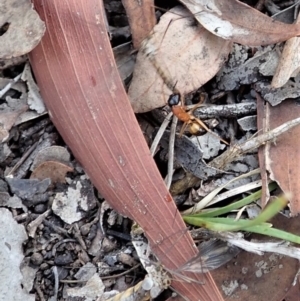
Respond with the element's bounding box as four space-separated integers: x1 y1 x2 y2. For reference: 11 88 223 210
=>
132 230 240 300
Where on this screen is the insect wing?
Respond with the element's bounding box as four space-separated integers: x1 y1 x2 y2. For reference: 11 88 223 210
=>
177 239 240 274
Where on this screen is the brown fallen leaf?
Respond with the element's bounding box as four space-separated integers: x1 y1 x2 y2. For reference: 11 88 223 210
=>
129 6 232 113
0 0 45 59
212 214 299 301
30 160 73 183
257 97 300 216
181 0 300 46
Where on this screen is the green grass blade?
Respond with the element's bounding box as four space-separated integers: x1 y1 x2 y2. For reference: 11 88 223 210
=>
183 195 288 232
186 182 277 218
243 224 300 244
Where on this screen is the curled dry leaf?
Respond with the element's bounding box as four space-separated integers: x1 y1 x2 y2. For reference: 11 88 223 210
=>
21 63 46 114
30 161 74 183
181 0 300 46
0 104 28 142
0 0 45 59
128 6 232 113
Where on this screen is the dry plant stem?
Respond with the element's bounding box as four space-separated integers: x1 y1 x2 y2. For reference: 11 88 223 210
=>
293 268 300 286
6 141 38 177
27 209 51 238
122 0 156 48
150 112 172 156
34 283 45 301
52 266 59 301
217 232 300 261
182 169 261 215
165 115 177 189
192 102 257 119
29 1 223 300
61 264 142 283
209 117 300 170
210 178 263 204
271 0 300 18
0 73 22 98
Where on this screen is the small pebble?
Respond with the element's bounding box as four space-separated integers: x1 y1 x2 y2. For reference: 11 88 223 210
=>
30 252 44 266
40 262 49 270
34 204 48 213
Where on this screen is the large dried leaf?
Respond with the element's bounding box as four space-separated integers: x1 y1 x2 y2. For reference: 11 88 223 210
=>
0 0 45 59
257 97 300 215
181 0 300 46
29 1 223 300
129 6 232 113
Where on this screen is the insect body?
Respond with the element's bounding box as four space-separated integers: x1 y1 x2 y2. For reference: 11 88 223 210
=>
167 93 229 145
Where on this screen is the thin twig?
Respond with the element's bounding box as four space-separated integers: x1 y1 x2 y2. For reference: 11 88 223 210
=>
0 73 22 98
210 117 300 170
150 112 173 156
34 283 46 301
272 0 300 18
217 231 300 260
165 115 178 189
59 263 141 283
52 266 59 301
6 141 39 177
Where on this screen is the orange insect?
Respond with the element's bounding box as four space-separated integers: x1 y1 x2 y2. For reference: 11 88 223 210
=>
167 92 229 145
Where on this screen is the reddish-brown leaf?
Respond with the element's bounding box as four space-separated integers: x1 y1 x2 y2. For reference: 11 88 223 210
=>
30 161 73 183
29 1 223 300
